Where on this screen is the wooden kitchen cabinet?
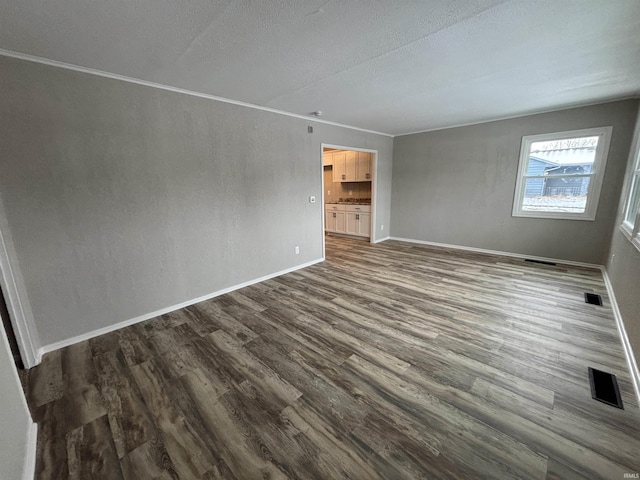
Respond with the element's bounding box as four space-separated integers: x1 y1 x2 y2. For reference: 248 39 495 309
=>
323 151 333 166
357 212 371 236
332 151 347 182
344 205 371 237
355 152 372 181
325 204 346 233
332 151 372 182
345 151 357 181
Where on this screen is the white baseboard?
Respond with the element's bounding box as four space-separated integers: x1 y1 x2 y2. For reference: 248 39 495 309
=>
39 258 323 356
22 421 37 480
388 236 602 269
373 235 390 244
601 268 640 408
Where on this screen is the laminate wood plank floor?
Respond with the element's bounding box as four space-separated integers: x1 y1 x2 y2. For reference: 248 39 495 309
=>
23 236 640 479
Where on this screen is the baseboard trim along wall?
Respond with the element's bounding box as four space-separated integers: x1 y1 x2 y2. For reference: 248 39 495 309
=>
601 269 640 409
373 235 391 244
23 422 38 480
387 236 602 269
39 258 323 356
386 236 640 407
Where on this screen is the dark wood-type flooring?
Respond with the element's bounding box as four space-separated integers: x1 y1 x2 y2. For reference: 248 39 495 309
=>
23 236 640 479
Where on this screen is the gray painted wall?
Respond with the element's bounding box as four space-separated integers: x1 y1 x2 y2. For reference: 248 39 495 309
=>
0 55 392 348
606 105 640 368
0 318 33 479
391 100 639 264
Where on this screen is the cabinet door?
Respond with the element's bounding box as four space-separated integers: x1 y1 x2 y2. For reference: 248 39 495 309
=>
323 152 333 166
335 211 346 233
345 212 358 235
325 211 335 232
356 152 372 181
358 213 371 237
345 151 357 182
332 152 346 182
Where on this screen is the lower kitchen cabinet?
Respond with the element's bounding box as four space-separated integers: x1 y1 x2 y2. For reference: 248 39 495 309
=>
345 211 371 237
327 204 370 238
325 205 346 234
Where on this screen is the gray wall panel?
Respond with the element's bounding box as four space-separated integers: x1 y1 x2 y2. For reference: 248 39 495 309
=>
391 101 639 264
0 55 392 347
606 105 640 370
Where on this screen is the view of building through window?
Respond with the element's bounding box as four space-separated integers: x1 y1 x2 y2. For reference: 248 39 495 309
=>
522 135 599 214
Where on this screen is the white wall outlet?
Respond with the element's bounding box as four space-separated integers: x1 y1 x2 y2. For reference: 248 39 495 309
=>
309 195 316 203
349 190 353 196
327 190 331 196
381 224 384 231
295 246 300 255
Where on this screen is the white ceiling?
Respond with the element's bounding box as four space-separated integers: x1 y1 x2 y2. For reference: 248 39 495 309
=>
1 0 639 136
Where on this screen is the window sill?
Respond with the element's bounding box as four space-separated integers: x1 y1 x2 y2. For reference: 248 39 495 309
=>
512 211 595 221
619 223 633 241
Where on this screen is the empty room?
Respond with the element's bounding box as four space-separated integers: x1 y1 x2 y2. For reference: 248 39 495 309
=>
2 1 640 479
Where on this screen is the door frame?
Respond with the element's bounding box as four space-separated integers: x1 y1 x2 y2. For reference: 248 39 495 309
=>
320 143 378 258
0 212 40 368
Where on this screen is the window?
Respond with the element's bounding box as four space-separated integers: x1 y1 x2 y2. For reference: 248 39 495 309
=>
512 126 613 220
621 142 640 248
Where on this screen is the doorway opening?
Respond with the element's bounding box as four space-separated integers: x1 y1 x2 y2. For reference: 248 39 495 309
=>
321 144 378 257
0 285 24 370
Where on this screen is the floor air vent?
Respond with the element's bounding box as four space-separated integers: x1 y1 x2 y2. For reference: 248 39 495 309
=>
524 259 557 266
584 292 603 306
588 367 623 409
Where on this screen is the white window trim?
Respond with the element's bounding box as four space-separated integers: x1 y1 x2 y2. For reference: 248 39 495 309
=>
619 140 640 252
512 126 613 221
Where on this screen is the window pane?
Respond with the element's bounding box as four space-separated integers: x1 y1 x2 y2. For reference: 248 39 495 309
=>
513 127 611 220
528 136 598 177
624 174 640 226
522 176 590 213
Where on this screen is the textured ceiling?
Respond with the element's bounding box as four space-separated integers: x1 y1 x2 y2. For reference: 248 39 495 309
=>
1 0 639 135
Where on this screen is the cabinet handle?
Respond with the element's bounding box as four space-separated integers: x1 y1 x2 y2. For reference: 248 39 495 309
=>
366 173 371 179
333 212 336 217
342 174 346 180
356 214 360 220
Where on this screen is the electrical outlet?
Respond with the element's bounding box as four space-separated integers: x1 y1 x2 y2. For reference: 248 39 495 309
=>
349 190 353 196
611 253 615 264
381 224 384 231
327 190 331 196
295 246 300 255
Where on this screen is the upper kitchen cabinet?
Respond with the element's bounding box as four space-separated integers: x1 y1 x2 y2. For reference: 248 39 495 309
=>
330 150 372 182
345 151 357 181
332 151 347 182
355 152 372 181
323 151 334 166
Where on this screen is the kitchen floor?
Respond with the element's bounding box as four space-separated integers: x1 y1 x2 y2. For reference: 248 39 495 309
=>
23 236 640 479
